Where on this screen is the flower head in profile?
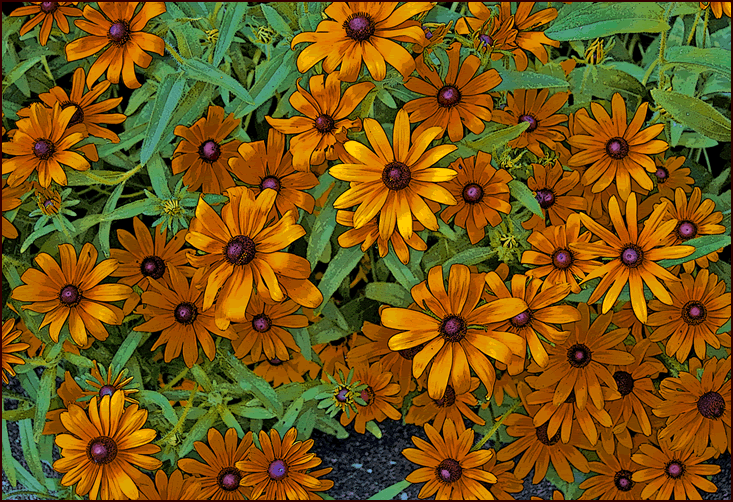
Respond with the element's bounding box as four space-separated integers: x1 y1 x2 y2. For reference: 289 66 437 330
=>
330 108 458 243
81 360 139 405
246 351 320 388
265 72 374 171
2 319 29 384
291 2 432 82
652 154 694 199
29 183 80 233
9 2 82 46
522 160 587 232
65 2 166 89
405 377 485 433
337 361 403 434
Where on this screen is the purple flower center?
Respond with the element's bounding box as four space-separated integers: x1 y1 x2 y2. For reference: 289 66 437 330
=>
199 140 221 162
479 34 494 47
174 302 198 324
614 470 634 491
510 310 531 328
87 436 117 464
99 385 116 398
519 114 538 132
108 21 129 44
252 314 271 333
676 220 697 240
314 114 335 133
269 357 282 365
33 139 55 160
260 176 281 192
224 235 256 265
435 459 462 483
59 285 81 306
655 167 668 181
422 26 433 39
535 189 555 209
41 2 58 13
382 162 411 191
567 343 592 367
61 102 84 126
552 249 573 269
217 467 242 491
440 315 466 342
43 199 55 208
697 391 725 419
666 461 683 478
344 13 375 41
683 301 706 325
336 388 349 402
360 387 375 406
437 85 461 107
268 460 288 480
620 245 642 267
434 385 456 407
140 255 166 279
605 137 629 159
462 183 484 203
613 370 634 396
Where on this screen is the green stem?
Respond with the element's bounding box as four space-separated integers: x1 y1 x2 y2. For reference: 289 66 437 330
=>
686 8 702 45
470 398 522 452
156 386 198 446
701 7 710 47
161 366 190 392
4 490 57 500
655 342 688 377
657 2 677 89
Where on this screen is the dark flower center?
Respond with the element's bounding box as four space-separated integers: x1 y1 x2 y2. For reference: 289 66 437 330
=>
33 139 55 160
552 249 573 269
336 388 349 402
218 467 242 491
199 139 221 162
382 162 412 191
665 461 684 479
344 13 375 41
437 85 461 108
462 183 484 203
535 189 555 209
535 422 561 446
108 21 130 44
614 469 634 491
436 458 462 483
87 436 117 464
252 314 272 333
510 310 532 328
360 386 375 406
620 245 643 268
140 255 166 279
675 220 697 240
265 459 287 480
519 114 538 132
605 137 629 160
422 26 433 39
224 235 256 265
174 302 198 325
269 357 282 366
61 102 84 126
567 343 592 368
655 167 669 182
99 385 117 398
440 315 466 342
259 176 281 192
434 385 456 408
613 371 634 396
59 285 81 307
697 391 725 419
682 301 707 325
479 34 494 47
40 2 58 13
314 114 335 133
398 342 426 360
44 199 56 208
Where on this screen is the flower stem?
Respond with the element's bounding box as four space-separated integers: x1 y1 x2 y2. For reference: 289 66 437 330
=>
470 398 522 452
686 8 702 45
701 7 710 47
657 2 677 89
655 341 688 377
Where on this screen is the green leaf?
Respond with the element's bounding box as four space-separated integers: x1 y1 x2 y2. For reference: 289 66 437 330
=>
307 181 342 269
442 247 497 275
546 2 669 40
98 179 127 258
665 47 732 79
657 235 730 267
459 122 530 160
261 4 293 38
493 69 569 91
230 405 277 419
184 58 255 105
384 248 421 291
19 418 48 493
291 327 312 361
140 72 187 165
365 420 382 439
124 80 157 116
718 319 730 334
223 353 283 416
295 407 316 440
321 300 350 331
544 463 585 499
273 396 304 437
509 180 543 218
367 480 411 500
309 318 348 345
214 3 248 66
365 282 412 308
314 246 364 316
110 331 143 372
10 457 46 493
146 152 172 199
315 414 349 439
66 169 137 186
190 364 213 392
20 224 58 254
109 199 154 221
234 43 296 117
591 66 647 101
218 404 245 436
2 419 17 487
33 366 55 442
138 390 179 427
178 407 217 458
3 56 44 93
651 89 731 143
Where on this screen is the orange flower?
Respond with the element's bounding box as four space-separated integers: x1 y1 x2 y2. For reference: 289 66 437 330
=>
9 2 82 46
337 361 402 434
2 179 28 239
81 360 139 404
313 332 367 377
291 2 432 82
405 377 485 433
438 152 512 244
2 319 29 384
246 351 321 388
480 452 524 500
11 242 131 346
403 41 502 142
65 2 166 89
265 72 374 171
136 469 200 500
185 186 323 330
578 445 646 500
522 160 587 231
701 1 732 17
652 154 694 199
330 108 458 243
455 4 520 62
42 369 88 436
411 21 453 55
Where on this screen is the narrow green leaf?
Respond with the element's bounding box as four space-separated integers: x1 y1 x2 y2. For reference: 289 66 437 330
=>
63 352 95 369
509 180 543 218
307 181 342 268
315 246 364 316
183 58 255 105
291 327 312 361
223 353 283 416
234 44 296 117
309 318 348 345
651 89 731 142
98 179 127 258
146 152 172 199
665 47 732 79
657 235 730 267
365 282 412 308
493 70 569 91
20 224 57 254
33 367 55 442
2 419 17 487
367 480 411 500
138 390 179 427
19 419 48 493
10 457 46 493
140 72 186 165
190 364 214 392
110 331 143 372
384 248 421 291
295 407 316 440
214 3 248 66
314 415 349 439
546 2 669 40
230 405 277 419
218 404 245 436
365 420 382 439
261 4 293 38
3 56 43 92
442 247 496 275
461 122 530 157
178 407 217 458
108 199 154 221
274 396 304 437
321 300 349 331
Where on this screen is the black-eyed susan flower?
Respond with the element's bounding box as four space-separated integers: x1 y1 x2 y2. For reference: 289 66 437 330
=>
2 319 29 384
81 360 139 404
578 445 646 500
330 108 458 243
455 3 520 63
652 154 694 199
403 41 502 142
9 2 82 46
318 364 368 419
245 351 321 388
53 391 162 500
2 179 28 239
700 1 732 17
43 369 88 436
136 469 201 500
134 266 235 368
236 427 334 500
65 2 166 89
11 242 131 346
405 377 485 433
523 160 587 231
480 452 524 500
337 361 403 434
178 428 254 500
438 151 512 244
265 72 374 171
291 2 432 82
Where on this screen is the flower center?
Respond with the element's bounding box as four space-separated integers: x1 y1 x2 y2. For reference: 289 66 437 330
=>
217 467 242 491
398 342 426 360
99 385 117 398
535 189 555 209
437 85 461 108
422 26 433 39
269 357 282 366
655 166 669 182
605 137 629 160
567 343 592 368
620 245 643 268
433 385 456 408
40 2 58 13
665 461 684 479
265 459 287 481
314 114 335 133
551 249 573 269
510 310 532 328
613 370 634 396
343 13 375 41
440 315 466 342
614 470 634 491
479 34 494 47
61 102 84 126
224 235 256 265
535 422 561 446
252 314 272 333
681 301 707 326
336 388 349 402
174 302 198 325
519 114 538 132
675 220 698 240
33 139 55 160
697 391 725 419
59 285 81 307
462 183 484 203
87 436 117 464
436 458 462 483
360 386 375 406
140 255 166 279
108 21 130 44
382 162 411 191
199 139 221 162
259 176 281 193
